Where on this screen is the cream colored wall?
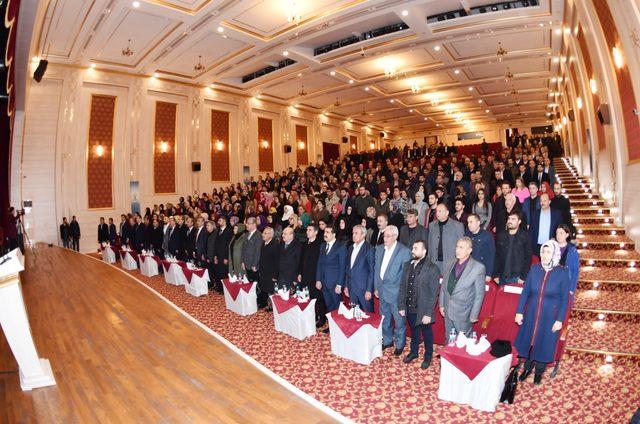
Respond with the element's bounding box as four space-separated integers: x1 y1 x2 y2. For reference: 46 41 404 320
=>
14 64 374 250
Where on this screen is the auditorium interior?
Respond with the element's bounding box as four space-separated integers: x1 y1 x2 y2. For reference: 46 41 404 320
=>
1 0 640 422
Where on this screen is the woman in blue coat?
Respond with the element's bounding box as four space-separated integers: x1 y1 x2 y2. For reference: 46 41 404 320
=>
555 224 580 296
514 240 571 385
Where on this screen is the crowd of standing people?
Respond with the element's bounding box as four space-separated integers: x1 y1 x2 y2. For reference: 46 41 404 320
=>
69 133 576 382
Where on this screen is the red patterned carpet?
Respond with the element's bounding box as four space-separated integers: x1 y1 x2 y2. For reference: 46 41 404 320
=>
575 288 640 312
89 255 639 423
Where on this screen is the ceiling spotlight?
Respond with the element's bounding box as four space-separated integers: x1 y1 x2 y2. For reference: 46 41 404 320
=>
217 26 224 33
330 70 336 76
152 72 159 78
364 86 370 91
478 99 483 104
468 86 474 91
434 45 441 51
390 99 395 103
401 10 409 16
424 117 428 121
485 109 489 113
612 46 624 69
132 1 140 7
90 63 96 69
590 78 598 93
436 123 440 127
348 79 354 84
283 50 289 56
409 109 413 112
454 69 460 74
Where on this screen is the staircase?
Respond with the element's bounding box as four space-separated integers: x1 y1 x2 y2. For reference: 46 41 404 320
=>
556 158 640 358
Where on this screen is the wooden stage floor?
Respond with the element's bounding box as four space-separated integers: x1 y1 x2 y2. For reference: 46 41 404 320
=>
0 245 336 423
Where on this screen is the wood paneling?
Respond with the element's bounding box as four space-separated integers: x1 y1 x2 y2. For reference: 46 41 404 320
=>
87 95 115 209
153 101 177 194
592 0 640 161
577 26 606 150
295 124 308 166
0 245 334 423
349 135 357 154
258 117 273 172
211 110 230 181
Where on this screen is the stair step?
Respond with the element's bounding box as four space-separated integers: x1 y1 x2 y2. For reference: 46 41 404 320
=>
575 225 625 235
571 200 606 207
579 266 640 284
575 234 635 250
577 280 640 292
571 206 611 215
566 315 640 355
574 289 640 313
579 249 640 268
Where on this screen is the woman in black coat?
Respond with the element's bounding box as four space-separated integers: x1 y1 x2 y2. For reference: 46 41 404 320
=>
204 221 217 290
258 227 279 310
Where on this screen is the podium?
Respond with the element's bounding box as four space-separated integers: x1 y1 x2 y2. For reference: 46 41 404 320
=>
0 249 56 391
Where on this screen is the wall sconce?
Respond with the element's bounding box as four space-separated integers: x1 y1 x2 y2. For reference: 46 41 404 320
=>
159 141 169 153
95 145 105 157
260 139 269 149
297 140 305 149
562 116 567 125
612 46 624 69
351 143 356 149
576 97 583 110
215 139 224 151
590 78 598 94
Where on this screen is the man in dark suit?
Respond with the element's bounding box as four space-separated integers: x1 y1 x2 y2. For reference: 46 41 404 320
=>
194 216 208 266
241 217 262 283
466 213 495 282
316 226 347 331
398 240 441 369
535 163 550 186
344 224 375 312
529 193 563 256
121 216 133 247
108 218 117 245
184 217 197 260
214 216 233 292
399 208 429 249
298 224 324 326
97 217 109 244
174 215 187 259
60 217 70 248
204 221 217 290
375 225 412 355
70 216 81 251
277 227 302 287
150 219 164 256
133 215 146 252
369 214 388 246
258 227 279 310
167 217 183 258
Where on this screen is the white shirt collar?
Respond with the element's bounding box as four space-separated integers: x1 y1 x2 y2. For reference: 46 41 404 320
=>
384 241 397 252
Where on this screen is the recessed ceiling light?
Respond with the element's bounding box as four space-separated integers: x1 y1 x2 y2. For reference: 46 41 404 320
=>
364 86 370 91
390 99 395 103
436 123 440 127
539 23 544 27
478 99 482 103
330 71 336 76
152 72 159 78
90 63 96 69
348 79 354 84
297 72 302 77
454 69 460 74
217 26 224 33
132 1 140 7
409 109 413 112
401 10 409 16
434 45 441 51
485 109 490 113
283 51 289 56
468 86 474 91
424 117 428 121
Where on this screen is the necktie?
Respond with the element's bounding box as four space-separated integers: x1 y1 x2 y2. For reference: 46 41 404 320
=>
326 244 330 254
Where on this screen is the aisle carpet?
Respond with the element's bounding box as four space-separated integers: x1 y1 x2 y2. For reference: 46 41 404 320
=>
91 255 639 424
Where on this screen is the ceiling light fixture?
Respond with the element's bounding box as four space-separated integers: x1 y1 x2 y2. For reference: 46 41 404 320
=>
478 99 483 104
330 70 336 76
217 26 224 33
496 42 507 62
334 97 341 107
504 67 514 81
410 82 421 94
612 46 624 69
454 69 460 75
590 78 598 94
285 0 302 26
485 109 490 113
283 50 289 56
194 55 205 72
434 45 441 51
298 84 307 96
364 86 370 91
401 9 409 16
468 86 474 91
122 39 134 57
132 1 140 8
577 97 583 109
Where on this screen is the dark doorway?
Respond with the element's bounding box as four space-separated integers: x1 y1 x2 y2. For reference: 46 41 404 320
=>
322 142 340 163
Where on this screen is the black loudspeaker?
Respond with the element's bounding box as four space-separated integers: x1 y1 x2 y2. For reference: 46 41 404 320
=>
341 136 348 144
597 103 611 124
33 59 48 82
284 145 292 153
191 161 201 172
379 132 385 138
568 109 575 122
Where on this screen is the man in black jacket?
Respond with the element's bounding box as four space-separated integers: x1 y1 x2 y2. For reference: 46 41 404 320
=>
70 216 81 251
97 217 109 244
277 227 301 288
298 224 324 326
494 211 532 285
242 217 262 283
150 219 164 256
184 217 197 260
204 221 217 290
398 240 441 369
108 218 117 245
133 215 146 252
551 182 575 236
194 216 208 266
60 217 70 248
214 216 233 292
258 227 279 310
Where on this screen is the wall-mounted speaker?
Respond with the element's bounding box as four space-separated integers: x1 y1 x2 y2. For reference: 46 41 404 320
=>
568 109 575 122
191 161 201 172
33 59 48 82
597 103 610 125
341 136 348 144
284 145 292 153
379 132 385 138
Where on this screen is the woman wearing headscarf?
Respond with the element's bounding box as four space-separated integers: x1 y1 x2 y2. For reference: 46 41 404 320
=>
228 223 247 275
281 204 294 226
329 202 343 226
514 239 571 385
554 224 579 297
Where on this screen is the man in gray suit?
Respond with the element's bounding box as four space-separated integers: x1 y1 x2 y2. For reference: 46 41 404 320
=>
374 225 412 356
399 208 429 248
439 236 486 337
428 203 465 274
241 217 262 283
